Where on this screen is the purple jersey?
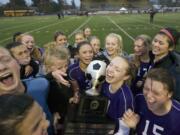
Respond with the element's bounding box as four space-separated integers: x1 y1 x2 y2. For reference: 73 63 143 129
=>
102 82 134 132
68 62 91 93
131 61 150 95
135 94 180 135
135 61 150 82
102 82 134 119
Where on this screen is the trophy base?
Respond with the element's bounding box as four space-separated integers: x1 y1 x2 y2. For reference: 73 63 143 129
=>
85 89 99 96
65 95 115 134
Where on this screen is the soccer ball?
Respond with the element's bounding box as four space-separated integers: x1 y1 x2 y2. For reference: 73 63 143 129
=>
85 60 107 96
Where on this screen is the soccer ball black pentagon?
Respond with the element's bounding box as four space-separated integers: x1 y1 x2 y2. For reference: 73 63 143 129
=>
93 63 101 70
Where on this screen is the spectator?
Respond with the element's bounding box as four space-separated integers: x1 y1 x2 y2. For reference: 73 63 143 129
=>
149 9 156 23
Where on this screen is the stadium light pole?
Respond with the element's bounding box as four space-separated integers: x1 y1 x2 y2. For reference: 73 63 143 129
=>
80 0 82 10
12 0 16 16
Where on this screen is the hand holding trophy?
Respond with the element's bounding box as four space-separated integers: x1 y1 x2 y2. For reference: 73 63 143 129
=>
85 60 107 96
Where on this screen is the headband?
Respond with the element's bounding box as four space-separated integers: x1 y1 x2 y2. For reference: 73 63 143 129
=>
160 29 175 45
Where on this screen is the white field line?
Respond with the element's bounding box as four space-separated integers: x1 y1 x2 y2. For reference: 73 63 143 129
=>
133 16 163 28
0 17 75 44
106 16 135 41
149 23 163 28
0 37 13 44
125 15 163 29
0 20 52 32
68 16 92 38
0 22 30 31
24 17 74 34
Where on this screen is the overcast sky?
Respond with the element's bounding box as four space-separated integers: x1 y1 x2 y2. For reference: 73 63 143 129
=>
0 0 80 6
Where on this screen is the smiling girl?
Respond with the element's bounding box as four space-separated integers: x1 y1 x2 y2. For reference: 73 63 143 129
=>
94 33 128 65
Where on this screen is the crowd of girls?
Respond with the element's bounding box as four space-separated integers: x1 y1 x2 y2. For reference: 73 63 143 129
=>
0 26 179 135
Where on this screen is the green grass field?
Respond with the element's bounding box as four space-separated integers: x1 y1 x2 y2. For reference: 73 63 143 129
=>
0 12 180 53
